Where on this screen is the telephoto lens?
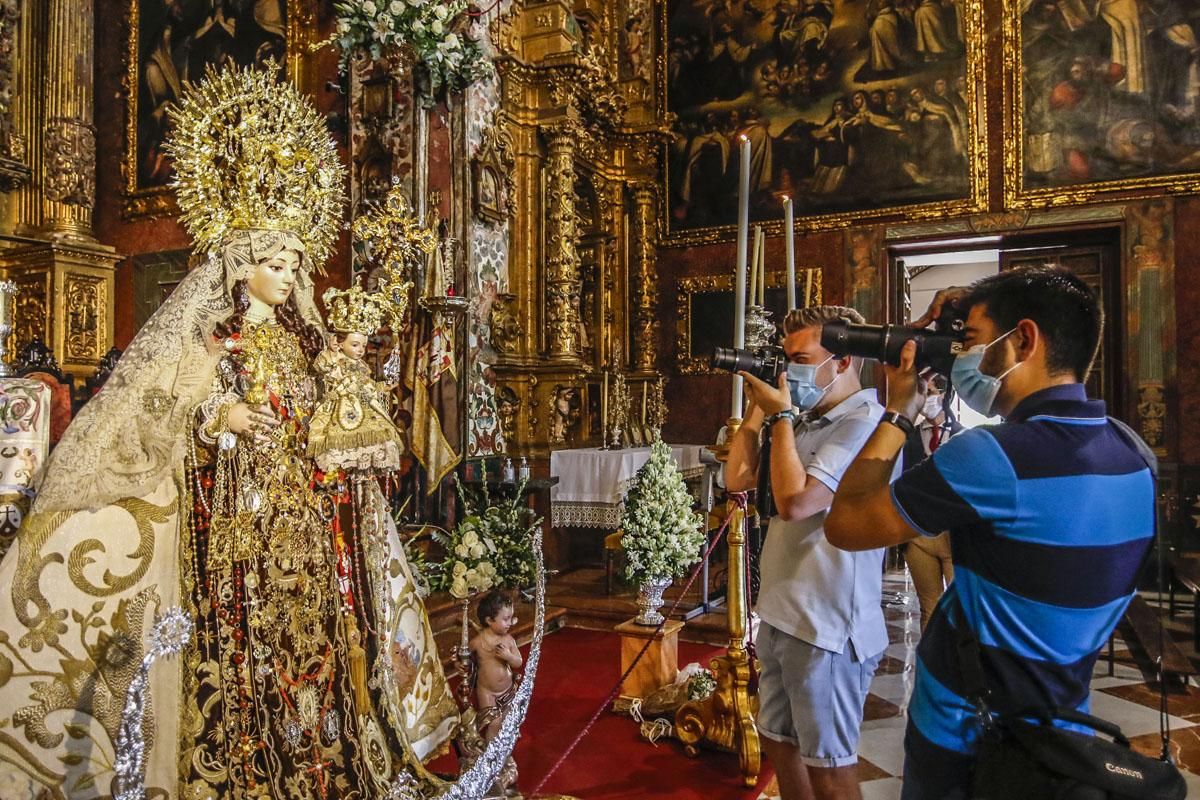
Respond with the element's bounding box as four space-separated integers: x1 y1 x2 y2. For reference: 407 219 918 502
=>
820 321 964 376
710 346 787 383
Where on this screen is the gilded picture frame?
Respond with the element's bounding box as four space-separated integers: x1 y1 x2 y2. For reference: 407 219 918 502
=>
1004 0 1200 208
121 0 315 220
658 0 989 247
676 268 823 375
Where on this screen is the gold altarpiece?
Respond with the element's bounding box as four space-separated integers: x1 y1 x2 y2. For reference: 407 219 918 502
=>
488 0 666 457
0 0 119 376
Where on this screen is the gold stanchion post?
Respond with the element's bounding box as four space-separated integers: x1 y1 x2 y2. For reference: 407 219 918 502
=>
675 419 760 787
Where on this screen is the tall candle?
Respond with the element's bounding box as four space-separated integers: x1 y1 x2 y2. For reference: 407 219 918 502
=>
783 196 796 311
757 230 766 304
641 381 648 426
749 225 763 306
601 370 609 441
732 135 750 417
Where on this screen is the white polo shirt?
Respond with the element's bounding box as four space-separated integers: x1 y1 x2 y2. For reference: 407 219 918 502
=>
755 388 890 661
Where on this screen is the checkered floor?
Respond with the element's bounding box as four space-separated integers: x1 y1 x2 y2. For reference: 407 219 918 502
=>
756 572 1200 800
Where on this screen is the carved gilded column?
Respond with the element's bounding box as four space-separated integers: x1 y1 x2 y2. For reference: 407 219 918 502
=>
39 0 97 239
630 182 658 372
542 121 582 363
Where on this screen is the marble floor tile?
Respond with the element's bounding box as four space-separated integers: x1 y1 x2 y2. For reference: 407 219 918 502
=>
1085 690 1194 737
859 777 903 800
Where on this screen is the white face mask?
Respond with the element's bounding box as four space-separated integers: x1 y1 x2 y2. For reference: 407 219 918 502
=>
922 395 942 420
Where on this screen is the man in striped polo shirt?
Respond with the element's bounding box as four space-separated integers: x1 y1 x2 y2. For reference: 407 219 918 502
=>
825 265 1154 799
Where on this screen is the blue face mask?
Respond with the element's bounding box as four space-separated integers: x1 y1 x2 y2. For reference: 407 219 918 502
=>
786 355 836 411
950 327 1022 417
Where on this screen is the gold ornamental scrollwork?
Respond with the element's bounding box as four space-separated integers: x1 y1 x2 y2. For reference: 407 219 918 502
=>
542 121 584 361
1137 383 1165 450
676 270 823 375
44 117 97 206
630 182 659 372
64 273 105 362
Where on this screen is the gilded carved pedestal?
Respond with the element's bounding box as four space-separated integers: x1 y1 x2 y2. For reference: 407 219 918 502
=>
0 243 119 378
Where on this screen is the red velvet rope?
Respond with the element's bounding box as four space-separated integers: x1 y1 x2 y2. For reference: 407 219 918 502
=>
531 493 750 795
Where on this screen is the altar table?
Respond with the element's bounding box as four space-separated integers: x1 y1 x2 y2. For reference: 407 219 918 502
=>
549 444 705 530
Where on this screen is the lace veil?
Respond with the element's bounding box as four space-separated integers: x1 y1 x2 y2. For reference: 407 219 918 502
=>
34 229 327 513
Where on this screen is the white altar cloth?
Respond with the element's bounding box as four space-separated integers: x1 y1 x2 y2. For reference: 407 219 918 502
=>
549 444 706 529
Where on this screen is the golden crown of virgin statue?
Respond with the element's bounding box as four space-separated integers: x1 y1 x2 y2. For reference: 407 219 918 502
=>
166 62 346 264
322 284 392 334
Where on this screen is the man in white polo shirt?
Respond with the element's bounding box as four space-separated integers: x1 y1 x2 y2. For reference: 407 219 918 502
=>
727 305 888 800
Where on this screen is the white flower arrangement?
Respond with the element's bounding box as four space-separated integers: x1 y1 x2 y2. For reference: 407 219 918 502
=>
430 479 539 599
333 0 492 102
620 440 705 583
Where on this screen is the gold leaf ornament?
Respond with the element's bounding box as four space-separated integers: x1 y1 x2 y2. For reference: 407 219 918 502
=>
165 62 347 265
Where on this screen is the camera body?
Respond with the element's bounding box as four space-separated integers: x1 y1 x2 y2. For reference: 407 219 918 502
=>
819 304 967 376
711 345 787 382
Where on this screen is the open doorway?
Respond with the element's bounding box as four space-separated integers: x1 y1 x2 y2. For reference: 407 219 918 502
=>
888 226 1124 427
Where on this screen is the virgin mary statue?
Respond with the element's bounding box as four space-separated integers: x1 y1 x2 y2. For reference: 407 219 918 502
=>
0 65 457 799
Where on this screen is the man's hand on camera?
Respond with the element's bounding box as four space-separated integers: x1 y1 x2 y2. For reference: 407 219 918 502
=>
739 370 792 416
885 340 927 421
912 286 968 329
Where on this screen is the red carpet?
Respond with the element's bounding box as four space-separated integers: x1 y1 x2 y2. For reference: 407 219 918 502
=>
431 627 775 799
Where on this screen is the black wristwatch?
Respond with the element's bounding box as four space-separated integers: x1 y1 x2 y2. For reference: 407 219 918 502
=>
764 409 797 428
880 410 916 437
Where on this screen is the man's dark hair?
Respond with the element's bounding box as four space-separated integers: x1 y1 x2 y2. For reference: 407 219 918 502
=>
959 265 1102 381
476 589 513 626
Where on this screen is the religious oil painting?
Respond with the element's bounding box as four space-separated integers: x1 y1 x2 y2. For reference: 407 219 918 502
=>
124 0 290 216
1007 0 1200 206
660 0 987 244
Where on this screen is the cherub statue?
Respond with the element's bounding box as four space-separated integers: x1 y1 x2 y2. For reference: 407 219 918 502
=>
308 284 406 475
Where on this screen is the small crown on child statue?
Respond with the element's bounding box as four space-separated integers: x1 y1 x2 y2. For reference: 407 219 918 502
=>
323 285 390 334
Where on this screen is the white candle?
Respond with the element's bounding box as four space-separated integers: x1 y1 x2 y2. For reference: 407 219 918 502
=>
757 230 766 305
732 135 750 418
641 381 648 426
749 225 762 306
601 371 609 441
783 196 796 311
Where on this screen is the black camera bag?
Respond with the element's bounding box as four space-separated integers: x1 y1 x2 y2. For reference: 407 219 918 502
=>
969 703 1185 800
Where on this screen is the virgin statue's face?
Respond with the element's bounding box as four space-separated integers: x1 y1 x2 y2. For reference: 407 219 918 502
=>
247 248 300 307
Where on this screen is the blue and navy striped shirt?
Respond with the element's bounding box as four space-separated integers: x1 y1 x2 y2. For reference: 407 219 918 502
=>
891 384 1154 786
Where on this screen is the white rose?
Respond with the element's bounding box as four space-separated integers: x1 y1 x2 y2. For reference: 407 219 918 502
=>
412 18 425 32
450 576 468 598
469 543 485 559
462 530 479 547
454 543 469 557
389 0 403 12
433 3 447 19
430 18 444 34
452 561 467 577
362 0 376 14
337 19 350 33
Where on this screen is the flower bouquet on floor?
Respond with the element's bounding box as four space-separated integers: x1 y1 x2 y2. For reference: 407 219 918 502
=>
619 440 704 625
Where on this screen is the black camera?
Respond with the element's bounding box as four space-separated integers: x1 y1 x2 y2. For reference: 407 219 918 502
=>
819 305 966 376
710 345 786 382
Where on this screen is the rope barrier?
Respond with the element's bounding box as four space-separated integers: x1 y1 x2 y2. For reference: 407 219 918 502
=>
531 493 749 795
